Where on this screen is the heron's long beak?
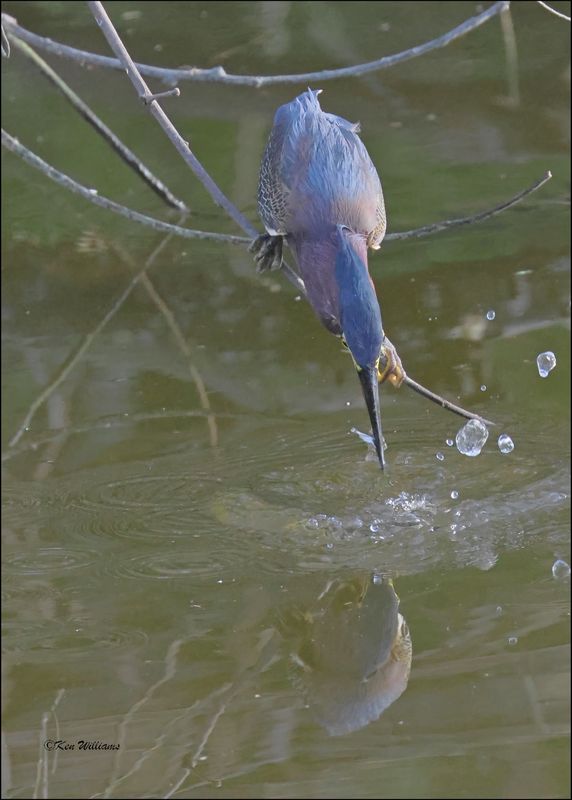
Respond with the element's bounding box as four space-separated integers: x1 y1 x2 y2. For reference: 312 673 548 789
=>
358 366 385 469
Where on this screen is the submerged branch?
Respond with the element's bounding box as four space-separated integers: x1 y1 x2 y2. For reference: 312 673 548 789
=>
11 36 188 211
3 3 509 87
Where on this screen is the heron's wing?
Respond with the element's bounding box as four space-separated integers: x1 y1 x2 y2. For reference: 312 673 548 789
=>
258 123 291 236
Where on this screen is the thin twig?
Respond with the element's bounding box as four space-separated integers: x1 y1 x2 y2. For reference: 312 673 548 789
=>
1 23 9 57
11 36 188 211
536 1 571 22
385 171 552 241
143 87 181 104
1 130 248 246
33 711 50 800
2 2 509 86
49 690 66 777
403 376 495 426
87 1 305 297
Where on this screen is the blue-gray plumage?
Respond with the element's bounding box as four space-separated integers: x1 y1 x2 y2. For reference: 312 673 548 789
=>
252 89 401 469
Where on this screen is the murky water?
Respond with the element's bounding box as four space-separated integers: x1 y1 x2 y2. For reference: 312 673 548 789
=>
2 2 570 798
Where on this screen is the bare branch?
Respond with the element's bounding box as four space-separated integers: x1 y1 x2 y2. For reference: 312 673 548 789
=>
2 2 509 86
1 23 9 57
1 130 249 246
403 376 496 427
86 1 306 296
536 1 571 22
11 36 188 211
385 171 552 241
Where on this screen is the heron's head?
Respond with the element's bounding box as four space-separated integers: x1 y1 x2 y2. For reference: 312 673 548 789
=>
335 226 386 469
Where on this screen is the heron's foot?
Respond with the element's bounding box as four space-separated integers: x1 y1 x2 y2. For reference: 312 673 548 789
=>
378 337 406 388
249 234 283 272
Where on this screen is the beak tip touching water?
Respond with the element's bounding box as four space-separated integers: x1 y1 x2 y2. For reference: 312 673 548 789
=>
358 366 385 470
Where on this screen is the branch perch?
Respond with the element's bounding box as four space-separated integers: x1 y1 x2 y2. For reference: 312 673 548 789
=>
3 2 509 87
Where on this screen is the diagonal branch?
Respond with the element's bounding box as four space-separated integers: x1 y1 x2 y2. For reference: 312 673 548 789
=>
536 1 571 22
2 2 509 87
403 376 495 426
11 35 188 211
86 1 305 296
1 130 249 246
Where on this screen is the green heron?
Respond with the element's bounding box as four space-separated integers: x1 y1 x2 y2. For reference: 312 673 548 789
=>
252 89 404 469
281 575 412 735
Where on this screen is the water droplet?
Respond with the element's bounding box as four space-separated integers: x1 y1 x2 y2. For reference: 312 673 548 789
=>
480 385 487 392
372 574 383 585
446 438 454 447
369 520 381 533
306 518 319 529
345 401 351 407
495 605 503 616
507 636 518 646
498 434 514 454
537 351 556 378
552 559 571 580
486 310 496 321
450 490 459 499
455 419 489 457
436 451 445 461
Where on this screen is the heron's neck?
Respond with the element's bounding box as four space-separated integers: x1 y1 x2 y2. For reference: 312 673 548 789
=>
335 228 383 368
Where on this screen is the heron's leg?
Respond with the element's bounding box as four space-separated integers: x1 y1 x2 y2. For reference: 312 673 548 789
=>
378 337 406 388
249 234 284 272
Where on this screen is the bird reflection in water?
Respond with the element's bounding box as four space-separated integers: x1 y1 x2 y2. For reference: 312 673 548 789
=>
280 574 412 736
